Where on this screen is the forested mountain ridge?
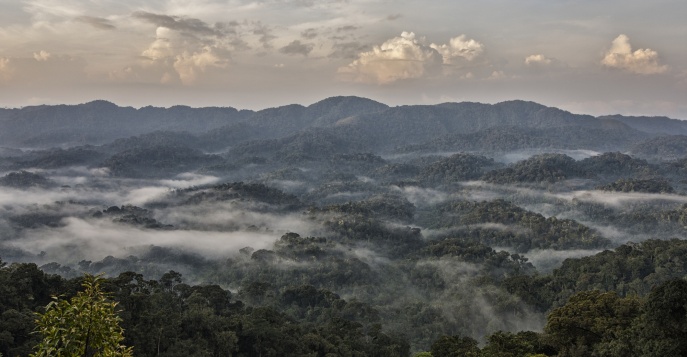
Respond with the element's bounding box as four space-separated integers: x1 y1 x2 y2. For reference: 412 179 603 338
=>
600 114 687 135
1 97 684 152
0 100 253 147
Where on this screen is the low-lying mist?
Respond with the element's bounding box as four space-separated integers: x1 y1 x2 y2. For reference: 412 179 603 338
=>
4 141 687 353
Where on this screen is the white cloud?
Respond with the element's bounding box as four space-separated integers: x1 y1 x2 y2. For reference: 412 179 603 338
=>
33 50 52 62
601 34 668 74
524 54 552 66
174 48 227 84
430 35 484 63
138 26 229 85
141 27 176 61
338 32 487 84
488 70 506 80
337 31 442 84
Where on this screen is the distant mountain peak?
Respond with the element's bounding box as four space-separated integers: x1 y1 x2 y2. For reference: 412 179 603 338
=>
308 96 389 109
83 100 119 108
494 100 549 111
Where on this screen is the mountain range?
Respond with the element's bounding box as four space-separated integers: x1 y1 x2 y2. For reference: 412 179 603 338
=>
1 96 686 161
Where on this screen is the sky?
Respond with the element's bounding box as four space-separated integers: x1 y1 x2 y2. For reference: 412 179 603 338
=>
0 0 686 118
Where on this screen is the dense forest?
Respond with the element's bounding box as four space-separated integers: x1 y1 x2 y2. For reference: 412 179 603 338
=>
1 97 687 356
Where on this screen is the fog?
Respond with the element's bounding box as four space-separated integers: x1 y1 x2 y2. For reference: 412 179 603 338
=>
392 185 449 207
553 190 687 207
522 248 605 273
497 149 602 164
3 143 687 352
0 168 318 270
9 217 278 263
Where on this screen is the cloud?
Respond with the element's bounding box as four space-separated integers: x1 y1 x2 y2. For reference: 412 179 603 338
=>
329 41 368 59
140 27 175 61
253 22 276 49
337 31 442 84
173 48 228 84
74 15 116 30
279 40 314 56
524 54 552 66
386 14 402 21
33 50 52 62
488 70 506 80
336 25 359 32
132 11 219 37
301 28 318 39
0 58 13 81
338 32 487 84
601 34 668 74
138 26 228 85
430 35 484 63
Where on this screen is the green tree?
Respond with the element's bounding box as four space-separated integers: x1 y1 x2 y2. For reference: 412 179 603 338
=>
635 279 687 357
31 275 133 357
430 335 481 357
545 290 641 357
481 331 540 357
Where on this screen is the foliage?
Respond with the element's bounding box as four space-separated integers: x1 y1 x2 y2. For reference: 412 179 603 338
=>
419 199 609 251
635 279 687 356
504 239 687 311
481 331 551 357
415 153 498 185
31 274 133 357
577 152 654 179
174 181 303 209
0 171 55 189
102 144 223 178
596 177 674 193
544 291 641 357
97 205 173 229
9 146 107 170
631 135 687 160
482 154 585 184
430 335 481 357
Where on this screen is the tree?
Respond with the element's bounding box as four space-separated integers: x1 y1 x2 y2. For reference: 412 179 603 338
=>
430 335 481 357
481 331 539 357
31 274 133 357
545 290 641 357
635 279 687 356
